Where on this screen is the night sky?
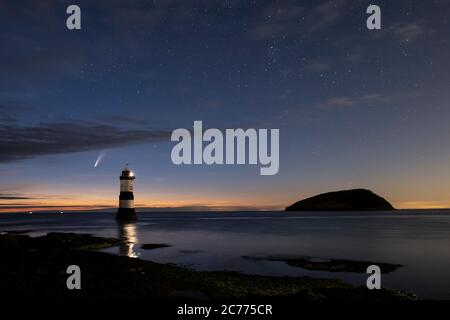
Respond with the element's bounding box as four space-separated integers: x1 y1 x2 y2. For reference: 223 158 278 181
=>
1 0 450 212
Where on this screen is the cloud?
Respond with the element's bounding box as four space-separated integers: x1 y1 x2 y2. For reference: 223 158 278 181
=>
275 92 409 125
0 117 172 163
247 0 305 40
0 105 18 123
321 94 392 109
0 204 113 213
306 0 348 32
391 22 428 43
247 0 348 40
204 99 223 110
0 194 34 200
307 59 331 72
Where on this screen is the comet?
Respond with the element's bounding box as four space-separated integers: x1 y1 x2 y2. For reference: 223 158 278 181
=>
94 152 105 167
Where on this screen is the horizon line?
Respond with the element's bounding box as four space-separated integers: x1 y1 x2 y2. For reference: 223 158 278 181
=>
2 206 450 214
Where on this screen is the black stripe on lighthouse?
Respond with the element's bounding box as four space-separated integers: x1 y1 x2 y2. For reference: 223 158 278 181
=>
119 192 134 200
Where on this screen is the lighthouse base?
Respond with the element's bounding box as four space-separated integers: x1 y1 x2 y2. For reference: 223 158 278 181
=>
115 208 137 221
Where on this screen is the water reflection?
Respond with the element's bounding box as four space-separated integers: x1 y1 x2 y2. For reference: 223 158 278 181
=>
117 222 139 258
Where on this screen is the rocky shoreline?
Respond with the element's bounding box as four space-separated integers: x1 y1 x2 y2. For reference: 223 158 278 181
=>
0 232 417 300
243 255 403 273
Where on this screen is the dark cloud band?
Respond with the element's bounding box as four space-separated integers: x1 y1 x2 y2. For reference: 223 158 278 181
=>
0 118 171 163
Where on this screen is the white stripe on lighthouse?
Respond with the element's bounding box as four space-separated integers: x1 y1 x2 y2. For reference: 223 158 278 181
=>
119 200 134 209
120 180 134 192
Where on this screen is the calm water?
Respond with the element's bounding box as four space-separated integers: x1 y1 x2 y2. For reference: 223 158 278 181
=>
1 210 450 299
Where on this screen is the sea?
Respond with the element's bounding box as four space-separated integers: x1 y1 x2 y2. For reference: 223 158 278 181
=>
1 210 450 299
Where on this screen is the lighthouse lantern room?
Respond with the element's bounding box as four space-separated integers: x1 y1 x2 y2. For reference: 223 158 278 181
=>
116 164 137 221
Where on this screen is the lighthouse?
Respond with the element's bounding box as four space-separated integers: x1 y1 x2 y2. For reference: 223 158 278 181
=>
116 165 137 221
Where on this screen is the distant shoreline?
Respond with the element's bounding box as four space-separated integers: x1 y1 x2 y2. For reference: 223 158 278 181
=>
2 208 450 214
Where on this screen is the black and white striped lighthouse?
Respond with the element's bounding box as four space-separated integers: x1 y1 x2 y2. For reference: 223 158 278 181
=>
116 164 137 221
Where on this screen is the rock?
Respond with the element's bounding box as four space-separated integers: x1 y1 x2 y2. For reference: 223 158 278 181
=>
243 256 402 273
141 243 171 250
285 189 394 211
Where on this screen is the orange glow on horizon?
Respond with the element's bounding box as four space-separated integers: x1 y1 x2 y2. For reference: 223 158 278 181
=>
1 194 450 213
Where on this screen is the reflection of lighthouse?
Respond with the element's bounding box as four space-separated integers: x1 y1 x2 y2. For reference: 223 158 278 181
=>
116 164 137 221
118 223 138 258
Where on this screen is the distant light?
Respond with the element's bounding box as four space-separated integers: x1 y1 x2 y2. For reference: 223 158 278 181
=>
29 211 33 214
60 211 64 214
130 171 134 177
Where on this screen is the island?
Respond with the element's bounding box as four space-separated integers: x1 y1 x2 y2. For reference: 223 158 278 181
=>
285 189 395 211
